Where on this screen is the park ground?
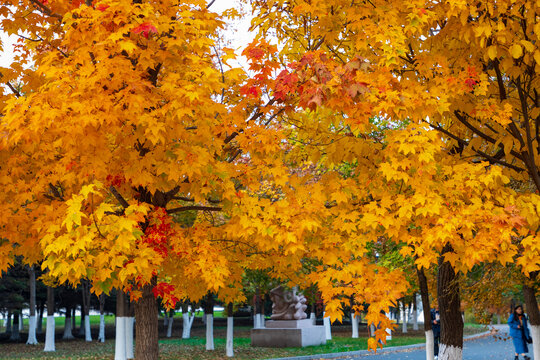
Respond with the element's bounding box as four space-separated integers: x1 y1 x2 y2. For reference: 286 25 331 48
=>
0 314 486 360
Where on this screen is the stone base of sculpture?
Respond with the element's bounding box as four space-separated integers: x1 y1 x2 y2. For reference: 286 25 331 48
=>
251 320 326 348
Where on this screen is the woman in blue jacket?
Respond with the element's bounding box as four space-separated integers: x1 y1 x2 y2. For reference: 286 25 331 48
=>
508 305 531 360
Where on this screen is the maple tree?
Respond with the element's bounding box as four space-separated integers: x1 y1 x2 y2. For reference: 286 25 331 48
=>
245 0 540 358
2 1 540 359
0 0 299 358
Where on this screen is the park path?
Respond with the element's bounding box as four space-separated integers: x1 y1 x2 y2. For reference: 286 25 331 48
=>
269 325 532 360
335 325 529 360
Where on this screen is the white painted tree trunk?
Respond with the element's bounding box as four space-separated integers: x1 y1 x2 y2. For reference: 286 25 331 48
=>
125 317 134 359
413 306 418 330
402 303 408 333
63 316 74 339
98 314 105 342
226 316 234 357
351 313 359 338
259 314 265 328
310 312 316 325
85 315 92 341
166 315 174 337
323 312 332 340
19 313 23 331
27 315 38 344
386 327 392 340
425 329 435 360
114 316 126 360
438 343 462 360
206 314 214 350
43 316 55 352
182 313 195 339
530 325 540 360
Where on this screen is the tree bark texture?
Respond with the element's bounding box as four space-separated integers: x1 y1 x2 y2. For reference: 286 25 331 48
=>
523 278 540 360
437 244 463 360
134 284 159 360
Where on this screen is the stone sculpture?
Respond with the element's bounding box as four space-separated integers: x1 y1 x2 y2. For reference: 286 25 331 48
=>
269 285 307 320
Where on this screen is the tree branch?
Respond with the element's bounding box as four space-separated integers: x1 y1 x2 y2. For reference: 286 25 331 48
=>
166 205 222 214
48 183 64 201
28 0 63 19
426 122 525 173
109 186 129 208
453 111 523 160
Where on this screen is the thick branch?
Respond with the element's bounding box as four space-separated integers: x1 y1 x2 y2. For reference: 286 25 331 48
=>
166 205 222 214
516 78 540 191
109 186 129 209
426 122 525 172
452 111 523 159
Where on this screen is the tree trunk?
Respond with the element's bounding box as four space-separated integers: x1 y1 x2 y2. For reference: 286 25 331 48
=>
402 300 408 333
98 294 106 342
72 307 76 332
134 284 159 360
37 302 44 334
5 311 11 334
226 303 234 357
115 290 127 360
523 281 540 360
413 294 419 331
63 305 74 339
351 312 359 338
19 313 23 331
126 298 135 360
323 310 332 340
10 310 20 341
126 316 135 360
181 302 195 339
166 309 174 338
437 244 463 360
82 280 92 342
44 286 55 352
205 294 214 351
417 266 434 360
79 301 85 336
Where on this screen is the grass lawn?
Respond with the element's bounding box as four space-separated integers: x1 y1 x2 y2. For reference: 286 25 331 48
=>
0 321 487 360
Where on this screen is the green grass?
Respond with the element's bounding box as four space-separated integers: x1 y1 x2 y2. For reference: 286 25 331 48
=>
20 315 116 328
0 335 425 360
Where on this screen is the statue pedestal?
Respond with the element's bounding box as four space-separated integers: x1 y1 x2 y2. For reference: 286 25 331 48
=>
251 320 326 347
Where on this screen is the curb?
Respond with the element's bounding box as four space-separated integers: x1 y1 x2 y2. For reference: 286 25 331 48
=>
265 330 494 360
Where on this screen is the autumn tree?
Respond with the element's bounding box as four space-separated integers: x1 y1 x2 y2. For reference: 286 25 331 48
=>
245 0 540 358
0 0 298 358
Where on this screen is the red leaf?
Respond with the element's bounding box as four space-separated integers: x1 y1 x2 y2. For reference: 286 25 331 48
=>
96 3 109 11
132 22 158 39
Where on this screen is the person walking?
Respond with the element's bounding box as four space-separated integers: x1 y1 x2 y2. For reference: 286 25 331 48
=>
508 305 532 360
431 306 440 360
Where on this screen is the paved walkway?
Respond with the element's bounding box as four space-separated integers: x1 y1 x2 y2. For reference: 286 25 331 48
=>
269 325 532 360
